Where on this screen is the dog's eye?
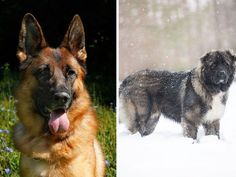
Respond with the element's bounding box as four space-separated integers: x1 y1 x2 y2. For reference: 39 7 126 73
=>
66 68 77 78
34 64 52 80
210 63 216 69
39 65 49 72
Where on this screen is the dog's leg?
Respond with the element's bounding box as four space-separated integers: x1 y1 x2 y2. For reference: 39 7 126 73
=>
181 119 198 139
137 114 150 137
119 96 138 134
142 111 161 136
133 94 152 137
202 120 220 138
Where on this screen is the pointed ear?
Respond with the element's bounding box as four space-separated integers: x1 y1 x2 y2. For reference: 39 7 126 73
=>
17 13 47 62
60 15 87 62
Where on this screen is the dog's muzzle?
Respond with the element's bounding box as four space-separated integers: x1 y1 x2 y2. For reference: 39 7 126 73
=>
215 70 228 84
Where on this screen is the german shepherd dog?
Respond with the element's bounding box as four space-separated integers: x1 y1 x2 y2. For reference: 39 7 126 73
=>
120 51 236 139
13 13 105 177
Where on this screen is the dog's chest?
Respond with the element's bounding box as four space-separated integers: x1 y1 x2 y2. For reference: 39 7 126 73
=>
203 92 226 122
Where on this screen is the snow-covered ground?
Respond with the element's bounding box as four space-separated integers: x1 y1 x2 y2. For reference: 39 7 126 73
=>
118 83 236 177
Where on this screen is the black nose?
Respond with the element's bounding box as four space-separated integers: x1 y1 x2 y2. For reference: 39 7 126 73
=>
217 71 226 79
54 92 70 105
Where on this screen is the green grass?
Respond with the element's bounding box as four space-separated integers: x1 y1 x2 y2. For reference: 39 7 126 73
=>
0 64 116 177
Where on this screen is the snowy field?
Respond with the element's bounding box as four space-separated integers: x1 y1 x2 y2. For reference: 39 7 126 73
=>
118 83 236 177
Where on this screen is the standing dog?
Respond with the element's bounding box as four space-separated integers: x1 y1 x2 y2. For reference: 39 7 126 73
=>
120 51 236 139
13 13 105 177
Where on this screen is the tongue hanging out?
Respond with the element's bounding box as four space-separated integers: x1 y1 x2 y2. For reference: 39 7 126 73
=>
48 109 70 135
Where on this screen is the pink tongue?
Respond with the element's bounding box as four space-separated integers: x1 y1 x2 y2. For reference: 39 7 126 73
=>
48 110 70 135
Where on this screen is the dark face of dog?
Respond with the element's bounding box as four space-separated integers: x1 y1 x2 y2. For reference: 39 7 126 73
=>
200 51 236 93
16 13 87 135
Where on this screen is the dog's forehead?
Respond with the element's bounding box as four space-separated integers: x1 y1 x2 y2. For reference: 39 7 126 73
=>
209 51 231 64
52 48 62 62
217 52 232 64
39 47 75 64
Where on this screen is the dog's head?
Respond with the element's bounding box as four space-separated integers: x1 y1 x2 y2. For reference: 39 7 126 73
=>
16 13 87 136
200 50 236 93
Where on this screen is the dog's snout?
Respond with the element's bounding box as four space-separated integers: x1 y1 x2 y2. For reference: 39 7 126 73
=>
54 92 70 105
219 71 226 77
215 70 228 84
217 70 226 79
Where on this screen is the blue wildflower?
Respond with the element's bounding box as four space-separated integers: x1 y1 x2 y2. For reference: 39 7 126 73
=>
3 129 9 134
4 168 11 174
0 129 9 134
5 147 13 153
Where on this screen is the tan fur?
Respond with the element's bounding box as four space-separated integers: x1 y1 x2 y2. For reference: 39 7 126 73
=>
191 66 212 103
77 47 87 61
13 14 105 177
119 95 138 133
13 49 105 176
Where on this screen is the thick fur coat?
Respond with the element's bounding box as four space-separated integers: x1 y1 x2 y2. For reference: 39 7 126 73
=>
120 51 236 139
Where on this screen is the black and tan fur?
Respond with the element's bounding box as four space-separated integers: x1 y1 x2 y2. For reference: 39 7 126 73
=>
13 13 105 177
120 51 236 139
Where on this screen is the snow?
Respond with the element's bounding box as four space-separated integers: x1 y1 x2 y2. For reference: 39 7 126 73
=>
118 83 236 177
187 0 210 12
